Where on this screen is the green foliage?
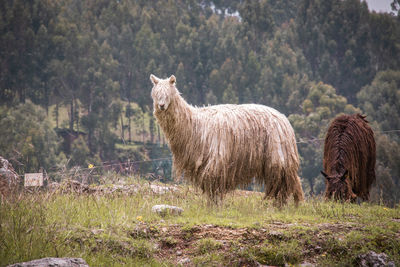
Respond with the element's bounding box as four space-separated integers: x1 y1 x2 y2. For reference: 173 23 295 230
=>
370 134 400 204
196 238 223 255
0 101 61 173
357 70 400 204
253 240 302 265
296 0 400 101
69 136 102 169
222 84 238 104
358 70 400 134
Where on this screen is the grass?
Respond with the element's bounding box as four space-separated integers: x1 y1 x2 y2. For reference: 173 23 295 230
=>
195 238 223 255
1 176 400 266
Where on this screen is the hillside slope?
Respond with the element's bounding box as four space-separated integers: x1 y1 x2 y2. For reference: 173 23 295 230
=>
1 178 399 266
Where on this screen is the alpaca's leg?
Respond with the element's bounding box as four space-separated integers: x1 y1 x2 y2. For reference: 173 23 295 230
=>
263 172 289 207
273 195 287 208
275 175 289 208
293 175 304 205
205 183 223 207
364 160 376 201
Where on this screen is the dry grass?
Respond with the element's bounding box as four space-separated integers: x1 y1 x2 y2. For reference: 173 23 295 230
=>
1 176 399 266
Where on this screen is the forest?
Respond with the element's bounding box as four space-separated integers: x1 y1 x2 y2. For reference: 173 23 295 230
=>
1 0 400 204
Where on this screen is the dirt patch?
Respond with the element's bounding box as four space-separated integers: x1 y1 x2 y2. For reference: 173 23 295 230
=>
149 222 362 266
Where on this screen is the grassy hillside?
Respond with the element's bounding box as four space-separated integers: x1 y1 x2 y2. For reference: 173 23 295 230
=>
1 177 399 266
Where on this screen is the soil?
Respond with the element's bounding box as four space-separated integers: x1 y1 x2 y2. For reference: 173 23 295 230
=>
147 221 361 266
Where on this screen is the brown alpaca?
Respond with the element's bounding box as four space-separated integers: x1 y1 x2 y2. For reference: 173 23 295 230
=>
321 114 376 201
150 74 304 205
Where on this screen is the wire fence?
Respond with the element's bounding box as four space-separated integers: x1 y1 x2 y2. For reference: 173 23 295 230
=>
17 129 400 180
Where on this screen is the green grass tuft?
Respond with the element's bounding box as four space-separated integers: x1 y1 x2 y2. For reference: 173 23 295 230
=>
195 238 223 255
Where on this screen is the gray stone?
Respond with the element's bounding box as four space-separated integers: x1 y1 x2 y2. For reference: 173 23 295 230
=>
0 156 20 198
47 182 60 191
357 251 395 267
177 257 191 265
7 257 89 267
150 184 178 194
152 204 183 216
268 230 285 240
285 262 316 267
299 263 316 267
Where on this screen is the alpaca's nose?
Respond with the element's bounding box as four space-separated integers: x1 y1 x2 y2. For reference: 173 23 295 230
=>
159 104 165 110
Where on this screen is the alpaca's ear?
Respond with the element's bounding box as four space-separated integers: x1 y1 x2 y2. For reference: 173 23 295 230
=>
169 75 176 85
150 74 159 85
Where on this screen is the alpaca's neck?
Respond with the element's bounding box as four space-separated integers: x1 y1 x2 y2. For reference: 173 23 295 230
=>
155 94 194 149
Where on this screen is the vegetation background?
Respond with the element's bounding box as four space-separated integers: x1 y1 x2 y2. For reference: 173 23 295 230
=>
1 0 400 204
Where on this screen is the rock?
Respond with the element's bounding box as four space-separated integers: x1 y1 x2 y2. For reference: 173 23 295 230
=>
177 257 191 265
296 263 316 267
0 156 20 198
130 225 150 239
7 257 89 267
47 182 61 191
150 184 178 194
50 180 140 196
97 184 139 195
152 204 183 216
314 245 322 253
357 251 395 267
90 228 104 235
267 230 285 240
56 179 93 194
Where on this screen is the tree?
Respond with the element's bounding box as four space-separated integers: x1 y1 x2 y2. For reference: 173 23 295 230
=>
358 71 400 135
256 23 312 113
0 0 58 105
295 0 391 103
370 134 400 205
0 101 61 173
222 84 238 104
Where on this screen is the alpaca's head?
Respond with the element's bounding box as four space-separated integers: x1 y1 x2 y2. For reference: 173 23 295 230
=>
321 170 356 201
150 74 177 111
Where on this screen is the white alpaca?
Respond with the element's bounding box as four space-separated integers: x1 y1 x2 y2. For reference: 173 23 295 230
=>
150 74 304 205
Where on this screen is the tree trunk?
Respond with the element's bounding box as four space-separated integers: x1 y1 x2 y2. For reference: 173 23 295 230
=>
149 115 154 144
128 116 132 143
128 100 132 143
18 87 25 103
69 98 74 131
308 177 314 196
120 114 125 142
88 89 93 154
142 113 145 144
74 98 79 132
55 102 59 128
157 124 161 146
